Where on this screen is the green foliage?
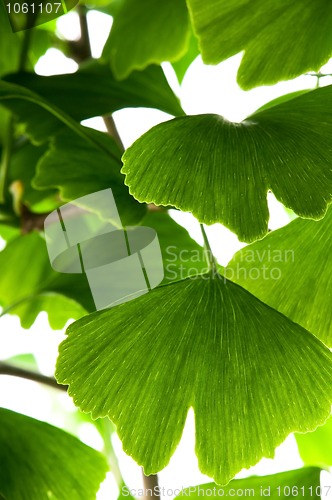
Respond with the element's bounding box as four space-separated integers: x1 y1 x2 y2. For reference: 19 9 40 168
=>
0 232 92 328
0 80 107 144
177 468 323 499
0 0 332 494
296 416 332 468
0 212 208 328
56 274 332 485
227 208 332 346
103 0 190 79
34 128 146 225
5 62 184 120
122 88 332 242
10 140 58 212
0 407 108 499
171 28 200 83
187 0 332 89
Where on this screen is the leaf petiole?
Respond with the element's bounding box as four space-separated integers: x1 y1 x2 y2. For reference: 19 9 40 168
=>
200 223 218 274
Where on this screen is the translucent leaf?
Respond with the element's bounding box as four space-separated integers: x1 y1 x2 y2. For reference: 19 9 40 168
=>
227 208 332 346
187 0 332 89
103 0 190 79
0 232 92 328
0 408 108 499
34 128 146 226
172 29 200 84
296 415 332 468
5 61 184 126
0 212 206 327
56 274 332 485
0 80 122 146
122 87 332 242
177 467 323 499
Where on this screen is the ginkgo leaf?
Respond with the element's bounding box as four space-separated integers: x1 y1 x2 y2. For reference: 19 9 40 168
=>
187 0 332 89
0 80 122 147
5 61 184 122
0 232 93 328
122 87 332 242
172 28 200 83
0 408 108 499
296 415 332 468
0 9 53 77
56 274 332 485
177 467 323 499
103 0 190 79
33 128 146 226
0 212 207 328
227 208 332 347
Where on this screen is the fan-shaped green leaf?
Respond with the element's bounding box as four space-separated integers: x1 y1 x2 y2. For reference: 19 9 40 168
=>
122 87 332 242
0 212 208 327
187 0 332 89
103 0 190 79
5 61 184 123
33 128 146 225
177 467 323 499
0 232 93 328
0 408 108 499
56 274 332 485
172 29 200 84
227 208 332 346
0 80 119 148
296 416 332 468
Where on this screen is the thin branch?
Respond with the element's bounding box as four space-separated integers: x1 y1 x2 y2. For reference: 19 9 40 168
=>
142 471 160 500
77 5 92 60
103 115 125 151
0 362 68 392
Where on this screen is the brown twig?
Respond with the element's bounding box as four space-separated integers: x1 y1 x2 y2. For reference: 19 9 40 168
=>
0 362 68 392
142 471 160 500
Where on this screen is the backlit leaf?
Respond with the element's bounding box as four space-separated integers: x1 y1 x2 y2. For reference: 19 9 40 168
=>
227 208 332 346
0 212 207 327
5 61 184 122
177 467 323 499
0 232 93 328
33 128 146 226
0 80 121 147
172 28 200 84
103 0 190 79
187 0 332 89
56 274 332 485
296 416 332 468
0 408 108 499
122 87 332 242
